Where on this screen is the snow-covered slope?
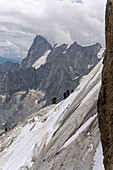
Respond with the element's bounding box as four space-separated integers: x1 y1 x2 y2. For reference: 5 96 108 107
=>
0 59 105 170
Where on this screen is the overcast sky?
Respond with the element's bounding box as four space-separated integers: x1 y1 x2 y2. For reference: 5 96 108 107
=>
0 0 107 51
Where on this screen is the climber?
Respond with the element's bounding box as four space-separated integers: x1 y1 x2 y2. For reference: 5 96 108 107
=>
66 89 70 97
71 89 74 93
64 91 67 99
5 127 7 132
52 96 56 104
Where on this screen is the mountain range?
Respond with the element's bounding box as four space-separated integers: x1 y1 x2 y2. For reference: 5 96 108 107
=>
0 34 104 130
0 56 21 64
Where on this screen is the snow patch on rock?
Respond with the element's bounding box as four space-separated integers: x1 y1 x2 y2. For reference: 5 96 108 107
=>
72 76 79 80
87 64 93 69
54 43 63 48
32 50 51 69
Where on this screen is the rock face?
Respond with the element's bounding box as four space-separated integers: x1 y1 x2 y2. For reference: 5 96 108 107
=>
0 67 37 94
98 0 113 169
0 89 45 130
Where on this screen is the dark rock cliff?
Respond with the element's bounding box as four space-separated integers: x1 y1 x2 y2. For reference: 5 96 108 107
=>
0 67 37 94
98 0 113 169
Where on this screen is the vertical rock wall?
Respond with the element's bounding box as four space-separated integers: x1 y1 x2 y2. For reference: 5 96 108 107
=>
98 0 113 169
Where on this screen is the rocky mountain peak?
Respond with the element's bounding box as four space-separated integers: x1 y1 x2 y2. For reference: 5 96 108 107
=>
33 34 51 46
20 35 52 68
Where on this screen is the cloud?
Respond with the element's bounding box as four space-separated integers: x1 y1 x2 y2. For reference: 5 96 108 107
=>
0 0 107 50
0 24 34 59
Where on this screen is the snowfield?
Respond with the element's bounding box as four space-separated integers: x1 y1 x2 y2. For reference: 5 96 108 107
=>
32 50 51 69
0 59 105 170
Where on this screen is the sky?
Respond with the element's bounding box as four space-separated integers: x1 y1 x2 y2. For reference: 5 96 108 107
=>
0 0 107 59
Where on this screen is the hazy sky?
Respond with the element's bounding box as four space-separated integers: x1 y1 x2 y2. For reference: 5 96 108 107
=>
0 0 107 50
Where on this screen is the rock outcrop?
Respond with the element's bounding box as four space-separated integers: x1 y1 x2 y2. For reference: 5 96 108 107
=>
98 0 113 169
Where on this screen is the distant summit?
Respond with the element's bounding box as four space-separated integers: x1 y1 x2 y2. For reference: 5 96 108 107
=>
20 35 52 68
0 56 21 64
0 61 19 72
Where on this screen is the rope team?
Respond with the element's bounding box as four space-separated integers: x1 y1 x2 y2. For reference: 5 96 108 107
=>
52 89 74 104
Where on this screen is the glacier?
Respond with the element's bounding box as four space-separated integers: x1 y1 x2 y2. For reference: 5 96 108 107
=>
0 59 105 170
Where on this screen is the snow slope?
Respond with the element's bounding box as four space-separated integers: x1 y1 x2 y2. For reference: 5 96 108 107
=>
0 59 105 170
93 142 104 170
0 93 76 170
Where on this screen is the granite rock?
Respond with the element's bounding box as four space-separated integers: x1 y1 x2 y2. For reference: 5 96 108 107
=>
98 0 113 169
